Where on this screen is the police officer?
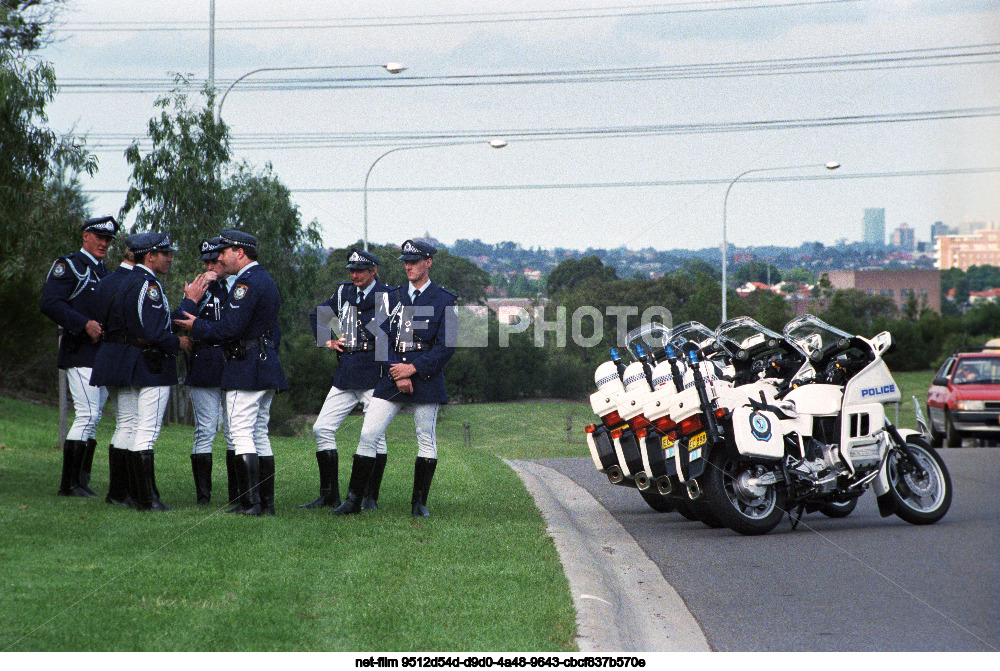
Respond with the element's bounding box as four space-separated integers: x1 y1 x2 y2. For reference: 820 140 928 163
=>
41 215 118 498
177 238 235 506
303 248 391 510
174 230 288 517
334 240 457 517
92 232 187 511
90 246 135 506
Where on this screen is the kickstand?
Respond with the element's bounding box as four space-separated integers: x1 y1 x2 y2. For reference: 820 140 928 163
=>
789 503 806 530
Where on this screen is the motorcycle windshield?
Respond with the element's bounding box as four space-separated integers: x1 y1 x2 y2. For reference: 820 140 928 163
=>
782 315 853 359
625 322 671 362
715 316 784 354
666 321 716 352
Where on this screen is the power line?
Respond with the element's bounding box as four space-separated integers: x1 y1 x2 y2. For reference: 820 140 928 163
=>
58 0 862 32
55 43 1000 94
77 106 1000 152
80 167 1000 195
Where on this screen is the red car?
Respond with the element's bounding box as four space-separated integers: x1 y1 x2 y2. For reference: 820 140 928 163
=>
926 347 1000 446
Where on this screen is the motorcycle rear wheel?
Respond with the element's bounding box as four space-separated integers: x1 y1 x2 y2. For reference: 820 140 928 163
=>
705 449 786 536
672 498 701 521
637 487 675 513
819 498 858 518
888 438 952 525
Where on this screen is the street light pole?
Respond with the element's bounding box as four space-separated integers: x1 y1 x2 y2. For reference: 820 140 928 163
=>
721 161 840 323
215 62 406 123
363 139 508 251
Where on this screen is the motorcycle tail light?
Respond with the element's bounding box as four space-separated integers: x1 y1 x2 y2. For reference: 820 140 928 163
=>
631 415 650 430
715 408 727 419
584 424 597 434
680 414 704 436
654 416 675 433
602 410 624 427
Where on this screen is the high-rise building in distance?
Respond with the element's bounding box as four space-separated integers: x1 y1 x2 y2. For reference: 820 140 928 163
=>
864 208 886 247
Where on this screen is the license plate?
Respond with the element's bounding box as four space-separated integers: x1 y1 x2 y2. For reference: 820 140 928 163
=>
689 431 707 449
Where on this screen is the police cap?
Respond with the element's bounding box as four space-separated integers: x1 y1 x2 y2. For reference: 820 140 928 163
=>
398 239 436 261
198 237 226 261
81 216 120 238
346 248 380 270
218 229 257 250
126 232 178 255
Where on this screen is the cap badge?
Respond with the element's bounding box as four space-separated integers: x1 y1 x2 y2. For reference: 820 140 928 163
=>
404 242 418 253
201 240 211 252
349 251 362 262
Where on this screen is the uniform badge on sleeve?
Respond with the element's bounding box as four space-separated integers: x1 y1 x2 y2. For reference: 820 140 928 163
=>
147 285 161 302
53 263 66 277
234 284 248 300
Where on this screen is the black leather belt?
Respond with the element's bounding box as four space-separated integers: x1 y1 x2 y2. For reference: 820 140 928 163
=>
102 333 150 347
192 339 220 352
396 341 432 353
342 341 376 353
241 336 276 350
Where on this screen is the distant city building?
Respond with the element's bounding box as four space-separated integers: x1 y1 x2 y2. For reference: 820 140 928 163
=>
890 223 915 251
936 227 1000 271
930 221 954 246
863 208 886 247
826 269 941 313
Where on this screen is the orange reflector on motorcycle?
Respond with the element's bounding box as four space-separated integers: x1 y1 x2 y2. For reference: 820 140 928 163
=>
635 428 648 439
610 428 624 440
584 424 597 434
654 416 676 432
715 408 727 419
680 414 704 435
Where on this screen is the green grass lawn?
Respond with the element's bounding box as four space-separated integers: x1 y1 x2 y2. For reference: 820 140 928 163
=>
0 395 591 652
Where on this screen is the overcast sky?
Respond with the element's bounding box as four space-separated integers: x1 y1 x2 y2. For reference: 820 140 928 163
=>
41 0 1000 254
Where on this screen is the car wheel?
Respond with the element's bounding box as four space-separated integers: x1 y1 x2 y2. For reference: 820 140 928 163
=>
944 411 962 448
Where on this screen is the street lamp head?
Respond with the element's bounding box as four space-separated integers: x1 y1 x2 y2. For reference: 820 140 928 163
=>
826 162 841 170
489 139 508 149
383 63 407 74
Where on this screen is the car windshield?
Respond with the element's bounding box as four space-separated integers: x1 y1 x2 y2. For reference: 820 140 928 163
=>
952 357 1000 385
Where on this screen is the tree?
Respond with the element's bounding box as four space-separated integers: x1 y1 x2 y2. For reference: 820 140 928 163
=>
546 256 617 296
733 261 781 287
121 78 230 278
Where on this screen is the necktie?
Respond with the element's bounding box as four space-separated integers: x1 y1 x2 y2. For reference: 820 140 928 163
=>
412 289 420 302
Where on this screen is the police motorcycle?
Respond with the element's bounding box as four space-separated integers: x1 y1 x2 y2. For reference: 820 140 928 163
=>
583 326 685 514
699 314 953 536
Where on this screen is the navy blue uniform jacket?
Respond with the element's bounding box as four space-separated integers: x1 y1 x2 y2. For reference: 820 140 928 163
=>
309 280 391 391
91 265 179 387
90 264 133 387
373 283 457 405
40 250 109 369
177 279 228 388
190 263 289 392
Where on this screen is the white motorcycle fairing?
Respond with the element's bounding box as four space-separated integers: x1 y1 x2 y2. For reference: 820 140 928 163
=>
731 406 785 460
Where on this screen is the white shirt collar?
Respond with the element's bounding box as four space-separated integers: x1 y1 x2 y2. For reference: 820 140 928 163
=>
409 280 431 301
79 248 100 265
234 261 259 281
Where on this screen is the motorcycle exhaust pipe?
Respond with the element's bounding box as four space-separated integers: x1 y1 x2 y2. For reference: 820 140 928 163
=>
655 476 673 496
606 464 624 485
686 479 702 500
635 471 650 491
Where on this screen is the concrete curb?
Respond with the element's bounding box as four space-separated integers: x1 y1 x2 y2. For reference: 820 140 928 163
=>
505 459 711 652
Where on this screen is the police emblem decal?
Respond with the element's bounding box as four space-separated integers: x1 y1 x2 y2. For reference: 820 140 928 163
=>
749 411 772 441
234 284 248 300
147 285 161 302
53 263 66 277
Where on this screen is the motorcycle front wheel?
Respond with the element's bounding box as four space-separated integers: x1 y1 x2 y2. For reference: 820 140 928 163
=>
888 438 952 525
705 449 787 536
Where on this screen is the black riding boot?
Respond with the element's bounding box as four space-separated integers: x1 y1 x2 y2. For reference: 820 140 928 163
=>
78 438 98 497
57 440 94 497
411 457 438 518
105 445 131 505
229 453 262 516
331 454 376 515
125 450 142 509
259 455 275 516
361 453 388 511
299 450 341 509
139 450 171 511
225 450 239 507
191 453 212 505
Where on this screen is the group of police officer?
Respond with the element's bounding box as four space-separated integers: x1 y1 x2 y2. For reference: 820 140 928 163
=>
41 216 456 518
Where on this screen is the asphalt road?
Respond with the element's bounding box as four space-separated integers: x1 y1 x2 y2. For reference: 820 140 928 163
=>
538 449 999 652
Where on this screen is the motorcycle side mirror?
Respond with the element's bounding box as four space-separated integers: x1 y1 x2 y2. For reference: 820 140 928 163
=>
872 331 893 355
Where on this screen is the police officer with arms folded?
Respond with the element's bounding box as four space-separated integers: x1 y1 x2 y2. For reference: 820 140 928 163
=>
92 232 188 512
303 248 391 510
176 237 236 506
174 230 288 517
90 246 135 506
41 215 118 498
334 239 456 517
